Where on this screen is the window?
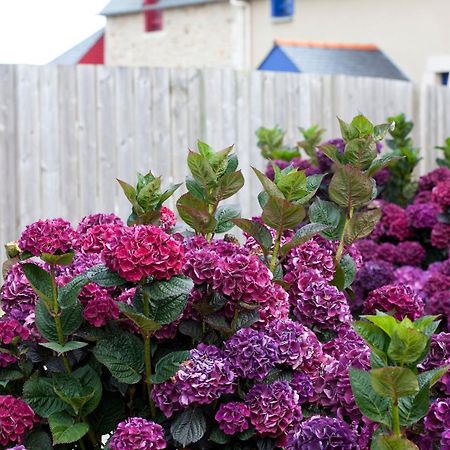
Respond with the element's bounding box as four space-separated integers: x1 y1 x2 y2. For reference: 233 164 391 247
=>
441 72 449 86
144 0 163 32
271 0 294 22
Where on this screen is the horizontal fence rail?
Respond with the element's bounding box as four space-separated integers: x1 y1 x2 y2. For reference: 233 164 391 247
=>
0 64 449 250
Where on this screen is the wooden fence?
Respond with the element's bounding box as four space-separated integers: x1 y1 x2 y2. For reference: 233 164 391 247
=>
0 64 449 249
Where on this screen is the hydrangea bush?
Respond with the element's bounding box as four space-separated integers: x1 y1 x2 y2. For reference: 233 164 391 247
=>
0 115 449 450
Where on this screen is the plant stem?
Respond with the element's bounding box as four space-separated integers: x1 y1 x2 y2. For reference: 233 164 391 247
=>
392 399 401 437
50 266 72 374
335 208 353 263
79 438 87 450
142 286 157 418
269 228 282 273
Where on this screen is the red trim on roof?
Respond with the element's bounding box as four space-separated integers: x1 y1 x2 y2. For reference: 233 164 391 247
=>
274 40 378 51
78 34 105 64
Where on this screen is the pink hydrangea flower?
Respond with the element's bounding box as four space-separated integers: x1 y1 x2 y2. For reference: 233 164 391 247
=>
76 213 123 234
0 396 37 446
109 418 166 450
103 225 184 282
83 289 120 327
18 218 76 256
159 207 176 230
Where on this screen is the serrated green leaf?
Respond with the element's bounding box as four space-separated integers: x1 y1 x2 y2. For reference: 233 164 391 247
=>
344 209 381 244
40 252 75 266
151 350 190 384
399 382 430 426
53 372 95 415
387 327 428 366
351 114 374 137
136 176 161 210
317 144 343 164
186 176 207 201
90 392 126 436
253 167 284 198
279 223 330 257
231 218 273 252
329 165 374 209
39 341 88 354
23 377 68 417
22 263 53 305
364 313 399 338
214 205 241 233
348 368 390 425
367 153 401 176
49 412 89 445
308 198 343 240
276 170 307 202
118 303 161 334
375 435 419 450
25 430 53 450
93 333 144 384
176 192 217 234
262 195 305 230
159 182 182 205
296 173 326 205
117 179 141 212
187 150 217 188
417 365 450 388
170 407 206 446
353 321 389 357
214 170 245 201
210 427 231 444
343 137 377 170
371 367 419 398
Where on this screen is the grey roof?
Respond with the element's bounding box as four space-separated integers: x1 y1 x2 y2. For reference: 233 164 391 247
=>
50 29 104 65
280 45 409 80
100 0 223 15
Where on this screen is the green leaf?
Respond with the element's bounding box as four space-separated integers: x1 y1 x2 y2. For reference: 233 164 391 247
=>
214 205 241 233
329 164 374 209
351 114 374 137
90 392 126 436
94 333 145 384
159 182 182 205
22 263 53 304
49 412 89 445
340 254 357 289
225 153 239 174
39 341 88 354
374 122 395 141
118 303 161 334
344 137 378 170
151 350 190 384
387 327 428 366
25 431 53 450
136 176 161 210
53 373 95 416
187 150 217 188
117 178 139 210
0 367 23 381
186 177 207 202
210 145 234 177
398 382 430 426
214 170 245 201
170 407 207 446
262 368 293 384
367 153 401 176
344 209 382 244
296 173 326 205
338 117 359 141
317 144 343 164
349 368 390 425
253 167 284 198
371 367 419 398
84 264 127 287
197 140 215 159
23 376 68 417
308 198 343 240
73 365 103 415
231 218 273 252
279 223 330 257
364 313 399 338
375 435 419 450
417 365 450 388
412 315 440 337
40 252 75 266
277 170 307 202
176 192 216 234
262 195 305 230
210 427 231 444
35 299 83 341
234 310 260 331
353 321 389 356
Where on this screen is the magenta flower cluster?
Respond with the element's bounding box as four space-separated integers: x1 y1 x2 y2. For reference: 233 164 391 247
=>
109 418 167 450
215 402 250 435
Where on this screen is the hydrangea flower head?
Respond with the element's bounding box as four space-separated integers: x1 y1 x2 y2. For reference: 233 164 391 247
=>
159 207 176 230
76 213 123 234
364 284 425 320
0 318 30 344
432 181 450 207
431 222 450 248
424 398 450 435
18 218 76 256
215 402 250 435
406 202 441 229
109 418 166 450
74 223 123 254
418 167 450 192
286 415 359 450
245 381 301 437
103 225 184 282
395 241 425 266
0 395 37 446
83 289 120 327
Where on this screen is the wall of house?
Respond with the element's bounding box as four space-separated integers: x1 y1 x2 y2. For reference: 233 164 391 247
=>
250 0 450 83
105 2 250 69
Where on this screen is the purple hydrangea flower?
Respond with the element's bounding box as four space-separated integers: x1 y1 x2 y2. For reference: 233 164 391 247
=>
284 240 335 282
371 201 411 241
18 218 76 256
224 328 279 381
374 167 390 186
431 222 450 249
395 241 425 266
254 282 291 328
215 402 250 435
393 266 428 296
376 243 398 263
424 398 450 436
353 260 395 294
286 415 359 450
109 418 166 450
245 381 301 437
406 202 441 229
418 167 450 192
76 213 123 234
364 284 425 320
6 446 27 450
289 270 352 331
266 319 324 374
152 344 235 417
420 333 450 394
354 239 379 262
290 372 315 404
316 138 345 172
432 181 450 207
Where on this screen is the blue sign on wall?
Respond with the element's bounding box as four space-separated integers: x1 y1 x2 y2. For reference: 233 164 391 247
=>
271 0 294 18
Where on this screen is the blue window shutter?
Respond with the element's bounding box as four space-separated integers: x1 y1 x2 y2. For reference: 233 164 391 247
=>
271 0 294 18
